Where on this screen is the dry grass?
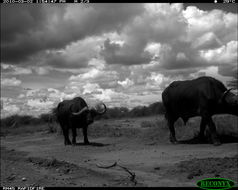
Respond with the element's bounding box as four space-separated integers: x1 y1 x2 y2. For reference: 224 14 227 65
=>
1 115 237 144
0 121 60 136
88 115 238 144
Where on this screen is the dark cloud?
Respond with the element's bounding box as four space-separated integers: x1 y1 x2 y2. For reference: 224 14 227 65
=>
1 4 47 43
101 39 151 65
101 4 188 66
1 4 144 64
101 3 237 82
44 52 89 69
1 5 67 63
218 64 237 78
184 3 238 14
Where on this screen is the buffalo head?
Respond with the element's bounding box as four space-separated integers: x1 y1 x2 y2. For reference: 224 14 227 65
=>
70 102 107 125
220 88 238 116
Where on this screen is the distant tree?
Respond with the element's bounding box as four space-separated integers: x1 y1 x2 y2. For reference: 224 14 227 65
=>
148 102 165 115
1 114 36 127
50 106 58 122
51 106 58 116
39 113 51 123
0 101 166 126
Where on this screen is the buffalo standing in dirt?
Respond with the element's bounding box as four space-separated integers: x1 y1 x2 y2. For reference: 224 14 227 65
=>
56 97 107 145
162 76 238 145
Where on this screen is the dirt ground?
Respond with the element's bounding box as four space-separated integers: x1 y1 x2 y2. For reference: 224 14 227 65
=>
1 117 238 187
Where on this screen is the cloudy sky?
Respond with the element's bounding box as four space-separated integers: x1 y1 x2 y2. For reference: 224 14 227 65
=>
1 3 237 117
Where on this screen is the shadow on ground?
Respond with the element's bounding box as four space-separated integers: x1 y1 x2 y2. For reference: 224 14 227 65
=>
179 135 238 144
74 142 110 147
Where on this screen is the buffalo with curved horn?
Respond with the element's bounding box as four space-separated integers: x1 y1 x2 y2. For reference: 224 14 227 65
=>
55 97 107 145
162 76 238 146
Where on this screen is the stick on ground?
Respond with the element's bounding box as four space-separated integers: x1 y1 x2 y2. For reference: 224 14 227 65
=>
96 161 137 185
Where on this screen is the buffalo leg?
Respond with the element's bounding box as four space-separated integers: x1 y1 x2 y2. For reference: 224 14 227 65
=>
62 126 71 145
82 126 90 144
168 119 178 144
72 127 77 145
198 118 207 139
206 117 221 146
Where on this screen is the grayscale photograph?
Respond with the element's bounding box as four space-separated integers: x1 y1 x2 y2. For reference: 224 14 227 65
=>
1 3 237 188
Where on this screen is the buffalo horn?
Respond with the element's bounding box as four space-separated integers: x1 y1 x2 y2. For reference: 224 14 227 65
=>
71 106 88 116
221 88 234 103
95 103 107 115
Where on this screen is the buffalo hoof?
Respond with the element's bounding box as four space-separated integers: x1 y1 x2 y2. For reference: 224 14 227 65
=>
84 141 90 145
171 140 179 144
212 136 221 146
170 137 178 144
64 141 72 146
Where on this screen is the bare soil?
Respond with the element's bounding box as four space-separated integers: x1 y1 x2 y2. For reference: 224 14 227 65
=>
1 117 238 187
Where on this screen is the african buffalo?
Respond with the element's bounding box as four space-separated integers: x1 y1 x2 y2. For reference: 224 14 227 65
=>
55 97 107 145
162 76 238 145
